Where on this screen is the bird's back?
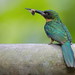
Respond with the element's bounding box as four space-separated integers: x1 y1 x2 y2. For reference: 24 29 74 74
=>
44 20 72 44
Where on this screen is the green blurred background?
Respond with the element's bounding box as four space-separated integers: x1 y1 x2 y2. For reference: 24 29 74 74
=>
0 0 75 44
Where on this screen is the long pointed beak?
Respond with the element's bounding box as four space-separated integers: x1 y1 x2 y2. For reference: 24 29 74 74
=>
25 8 32 10
35 10 45 15
25 8 45 15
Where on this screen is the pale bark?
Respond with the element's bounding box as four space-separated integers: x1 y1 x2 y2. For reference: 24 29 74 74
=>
0 44 75 75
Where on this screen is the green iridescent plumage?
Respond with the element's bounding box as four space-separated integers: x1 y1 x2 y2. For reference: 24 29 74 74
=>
44 10 72 43
44 20 72 44
26 8 75 68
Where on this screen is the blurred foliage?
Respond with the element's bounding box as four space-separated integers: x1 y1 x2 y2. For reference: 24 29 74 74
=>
0 0 75 43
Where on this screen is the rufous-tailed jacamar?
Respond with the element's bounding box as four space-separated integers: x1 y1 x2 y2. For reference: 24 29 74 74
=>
25 8 75 68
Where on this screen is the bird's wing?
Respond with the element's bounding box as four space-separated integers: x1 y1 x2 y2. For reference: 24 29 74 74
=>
44 22 69 43
61 23 72 42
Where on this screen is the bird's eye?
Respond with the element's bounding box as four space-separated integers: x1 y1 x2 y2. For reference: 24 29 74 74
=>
44 12 50 15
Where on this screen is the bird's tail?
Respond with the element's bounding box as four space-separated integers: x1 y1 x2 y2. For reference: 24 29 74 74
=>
61 41 75 67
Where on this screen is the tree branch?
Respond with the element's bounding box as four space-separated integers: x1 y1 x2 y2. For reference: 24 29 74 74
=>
0 44 75 75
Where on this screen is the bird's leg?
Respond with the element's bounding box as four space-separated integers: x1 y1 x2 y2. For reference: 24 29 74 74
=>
48 38 54 45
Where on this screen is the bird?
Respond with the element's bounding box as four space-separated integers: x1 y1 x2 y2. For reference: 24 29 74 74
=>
25 8 75 68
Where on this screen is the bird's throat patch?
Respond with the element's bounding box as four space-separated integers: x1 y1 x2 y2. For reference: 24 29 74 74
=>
46 19 52 22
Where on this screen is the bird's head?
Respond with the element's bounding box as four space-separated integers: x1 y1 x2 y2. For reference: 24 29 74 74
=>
25 8 59 22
